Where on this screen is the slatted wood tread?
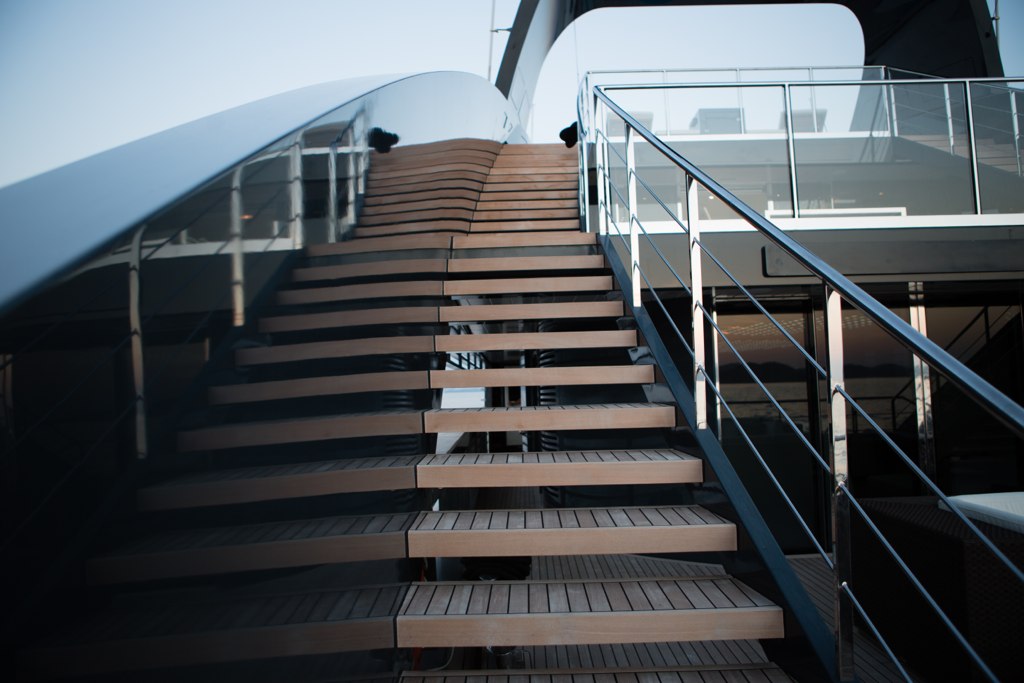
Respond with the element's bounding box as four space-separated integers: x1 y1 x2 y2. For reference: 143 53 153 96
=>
138 455 420 510
179 404 672 451
260 301 622 333
277 276 612 305
418 449 701 489
423 403 675 433
139 449 700 511
396 578 783 647
305 231 595 256
403 667 792 683
23 585 405 678
89 513 417 583
406 505 735 558
236 330 636 366
210 365 652 405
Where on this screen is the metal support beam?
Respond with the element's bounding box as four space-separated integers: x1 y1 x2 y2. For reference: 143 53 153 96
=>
289 140 305 250
128 225 148 459
229 168 245 328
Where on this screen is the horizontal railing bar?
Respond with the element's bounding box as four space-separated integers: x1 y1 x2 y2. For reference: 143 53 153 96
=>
839 583 914 682
602 77 1024 90
595 87 1024 438
843 485 1000 682
702 368 834 566
835 385 1024 583
638 267 695 360
698 302 831 472
694 237 827 378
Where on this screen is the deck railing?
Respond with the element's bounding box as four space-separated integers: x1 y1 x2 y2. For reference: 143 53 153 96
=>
579 74 1024 682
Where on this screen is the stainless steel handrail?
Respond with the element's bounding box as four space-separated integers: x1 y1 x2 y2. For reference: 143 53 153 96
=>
594 86 1024 438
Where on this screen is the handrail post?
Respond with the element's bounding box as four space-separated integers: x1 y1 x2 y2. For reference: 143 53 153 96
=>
1011 90 1022 176
229 166 245 328
783 84 800 219
944 83 956 155
625 124 641 308
687 175 707 430
128 224 147 459
327 140 339 243
289 140 305 249
824 284 854 681
595 126 607 235
964 82 983 214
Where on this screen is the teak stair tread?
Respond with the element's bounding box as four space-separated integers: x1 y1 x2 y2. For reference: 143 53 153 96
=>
276 276 612 305
304 230 595 256
178 404 673 451
291 255 603 285
236 330 635 366
396 577 783 647
139 449 700 510
89 505 734 583
23 585 405 678
402 668 792 683
89 512 417 583
209 365 653 405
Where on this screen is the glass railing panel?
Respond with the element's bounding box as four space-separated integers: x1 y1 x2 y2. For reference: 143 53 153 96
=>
792 82 975 216
971 80 1024 213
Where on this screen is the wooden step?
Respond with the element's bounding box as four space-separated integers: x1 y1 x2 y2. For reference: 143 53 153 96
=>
23 585 403 678
429 365 653 389
277 280 444 305
354 221 470 239
474 199 578 210
417 449 702 488
368 170 488 189
483 173 577 183
402 668 793 683
306 234 453 256
138 455 420 510
364 187 481 206
435 329 634 352
443 275 612 296
293 258 447 282
371 153 496 171
138 449 699 511
361 197 478 216
368 163 492 181
423 403 675 433
211 365 650 405
396 578 783 648
447 254 604 273
360 207 475 226
178 411 423 452
406 505 735 558
500 143 576 155
470 219 579 233
209 370 429 405
451 231 595 248
492 156 579 168
237 330 634 367
89 513 417 583
478 189 577 201
260 305 439 334
438 301 622 323
236 335 435 366
377 138 502 157
473 208 578 221
483 180 579 192
365 177 485 196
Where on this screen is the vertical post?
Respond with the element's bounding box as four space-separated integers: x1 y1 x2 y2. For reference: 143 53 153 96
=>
345 129 358 239
625 124 640 308
595 126 607 235
710 287 721 438
964 82 983 214
783 84 800 219
578 102 590 230
290 140 305 249
687 175 707 430
944 83 956 155
823 285 854 681
908 282 936 480
889 82 900 137
327 140 339 243
1010 90 1021 176
229 167 245 327
128 225 148 459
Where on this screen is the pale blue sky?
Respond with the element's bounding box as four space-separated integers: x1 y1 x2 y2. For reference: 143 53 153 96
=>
0 0 1019 188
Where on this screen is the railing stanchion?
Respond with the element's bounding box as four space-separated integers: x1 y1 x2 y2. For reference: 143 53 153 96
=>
625 124 641 307
327 140 339 242
289 140 305 249
687 175 707 429
595 127 607 236
965 82 983 214
944 83 956 155
229 167 245 328
824 284 854 680
783 84 800 218
1011 89 1022 177
128 224 147 459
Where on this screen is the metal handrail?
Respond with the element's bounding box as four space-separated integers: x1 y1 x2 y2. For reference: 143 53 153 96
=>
593 86 1024 438
584 79 1023 681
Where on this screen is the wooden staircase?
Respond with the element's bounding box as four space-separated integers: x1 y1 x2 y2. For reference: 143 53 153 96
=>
18 140 789 681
